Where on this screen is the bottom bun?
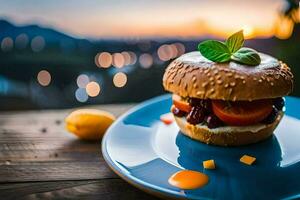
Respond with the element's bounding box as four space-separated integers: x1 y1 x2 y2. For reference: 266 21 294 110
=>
174 112 283 146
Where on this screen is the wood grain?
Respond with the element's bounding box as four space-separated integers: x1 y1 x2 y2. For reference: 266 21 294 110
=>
0 179 157 200
0 104 160 199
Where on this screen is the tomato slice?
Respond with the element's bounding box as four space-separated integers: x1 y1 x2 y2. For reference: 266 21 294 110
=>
172 94 192 113
212 99 273 126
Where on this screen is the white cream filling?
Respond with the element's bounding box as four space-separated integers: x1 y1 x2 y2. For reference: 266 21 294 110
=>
179 111 283 134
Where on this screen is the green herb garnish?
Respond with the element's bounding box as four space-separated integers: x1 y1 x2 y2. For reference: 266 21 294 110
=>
198 30 261 66
231 47 261 66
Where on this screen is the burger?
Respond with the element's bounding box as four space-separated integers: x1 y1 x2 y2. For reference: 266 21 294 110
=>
162 31 293 146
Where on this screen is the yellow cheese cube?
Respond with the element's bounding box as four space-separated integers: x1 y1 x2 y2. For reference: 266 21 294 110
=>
203 159 216 169
240 155 256 165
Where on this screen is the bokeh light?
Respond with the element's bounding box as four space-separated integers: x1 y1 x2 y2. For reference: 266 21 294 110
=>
274 16 294 39
76 74 89 88
37 70 51 86
1 37 14 52
94 53 100 67
75 88 88 102
157 44 172 61
157 43 185 61
15 33 29 49
169 44 178 59
98 52 112 68
31 36 45 52
174 43 185 56
113 72 127 88
86 81 101 97
128 51 137 65
139 53 153 69
121 51 131 65
112 53 125 68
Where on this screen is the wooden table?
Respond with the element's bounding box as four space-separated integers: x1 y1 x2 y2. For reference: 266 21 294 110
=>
0 105 161 199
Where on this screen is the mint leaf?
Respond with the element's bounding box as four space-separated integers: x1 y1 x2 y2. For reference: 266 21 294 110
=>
198 40 231 62
231 47 261 66
197 30 261 66
226 30 244 53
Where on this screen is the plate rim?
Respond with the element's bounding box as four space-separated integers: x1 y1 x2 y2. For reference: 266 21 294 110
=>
101 94 197 199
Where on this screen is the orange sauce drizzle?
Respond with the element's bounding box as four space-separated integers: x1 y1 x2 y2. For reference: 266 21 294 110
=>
168 170 209 190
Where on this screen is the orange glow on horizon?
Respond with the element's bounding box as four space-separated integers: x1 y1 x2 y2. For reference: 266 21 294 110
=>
3 0 296 40
242 25 255 39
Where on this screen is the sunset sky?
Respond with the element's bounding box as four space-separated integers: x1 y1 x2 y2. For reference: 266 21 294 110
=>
0 0 286 38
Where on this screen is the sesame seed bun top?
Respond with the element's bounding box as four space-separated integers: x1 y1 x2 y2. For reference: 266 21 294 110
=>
163 51 293 101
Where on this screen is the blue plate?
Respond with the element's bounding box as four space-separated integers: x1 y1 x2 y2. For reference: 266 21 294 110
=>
102 94 300 200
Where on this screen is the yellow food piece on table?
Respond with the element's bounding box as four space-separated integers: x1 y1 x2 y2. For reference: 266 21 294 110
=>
65 109 116 141
240 155 256 165
203 159 215 169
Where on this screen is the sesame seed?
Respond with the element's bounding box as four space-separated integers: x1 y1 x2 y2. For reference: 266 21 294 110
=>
193 83 198 88
210 82 215 86
192 76 197 83
210 88 215 93
234 75 239 79
207 73 211 77
217 80 223 84
213 70 218 75
242 80 246 84
253 77 257 81
227 73 233 77
259 79 262 83
224 83 229 88
202 82 208 87
216 75 221 80
230 82 236 87
209 77 214 81
196 91 204 96
270 82 274 86
184 83 188 90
